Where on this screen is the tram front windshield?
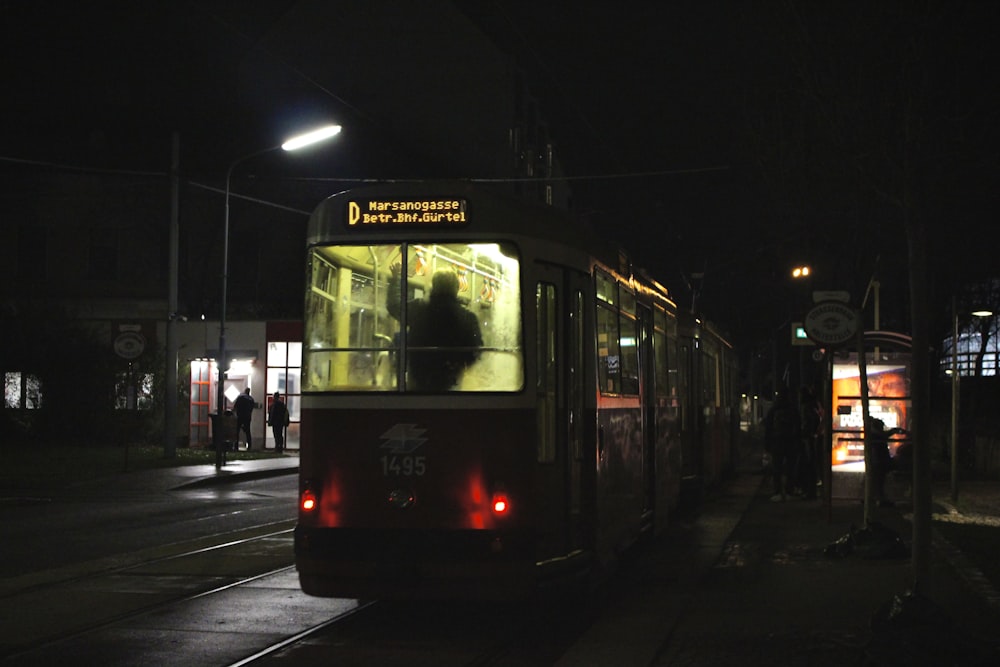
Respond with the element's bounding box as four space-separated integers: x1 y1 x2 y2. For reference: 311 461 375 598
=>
303 242 523 393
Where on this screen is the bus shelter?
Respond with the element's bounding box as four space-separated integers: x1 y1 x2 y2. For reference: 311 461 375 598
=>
828 334 912 500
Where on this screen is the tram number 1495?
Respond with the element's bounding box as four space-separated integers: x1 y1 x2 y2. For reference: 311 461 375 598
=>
380 455 427 477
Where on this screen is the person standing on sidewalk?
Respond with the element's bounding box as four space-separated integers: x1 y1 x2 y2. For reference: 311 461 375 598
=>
268 391 290 453
764 387 801 502
233 388 255 450
868 417 907 507
798 385 823 500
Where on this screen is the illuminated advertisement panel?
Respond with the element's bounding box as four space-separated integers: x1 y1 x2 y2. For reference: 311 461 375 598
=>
830 357 911 469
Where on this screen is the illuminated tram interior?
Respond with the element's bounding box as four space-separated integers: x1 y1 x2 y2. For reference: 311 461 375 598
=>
304 242 523 392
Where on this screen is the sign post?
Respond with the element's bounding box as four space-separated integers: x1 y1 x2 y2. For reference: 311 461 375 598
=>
113 327 146 471
803 301 859 521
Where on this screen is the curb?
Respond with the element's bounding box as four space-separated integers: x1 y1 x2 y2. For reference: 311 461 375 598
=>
171 465 299 490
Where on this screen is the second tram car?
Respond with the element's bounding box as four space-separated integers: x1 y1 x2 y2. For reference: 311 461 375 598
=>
294 181 738 600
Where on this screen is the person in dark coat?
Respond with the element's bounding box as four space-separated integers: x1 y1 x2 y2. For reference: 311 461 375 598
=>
386 261 483 391
232 387 255 450
764 387 801 502
267 391 290 453
868 418 907 507
798 385 823 500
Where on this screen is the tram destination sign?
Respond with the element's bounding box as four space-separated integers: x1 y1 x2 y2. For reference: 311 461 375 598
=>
347 198 468 227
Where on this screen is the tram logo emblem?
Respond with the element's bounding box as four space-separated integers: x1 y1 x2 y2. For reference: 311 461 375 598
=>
379 423 428 454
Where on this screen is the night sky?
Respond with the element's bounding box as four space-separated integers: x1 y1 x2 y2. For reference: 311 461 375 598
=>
3 0 999 351
482 2 1000 342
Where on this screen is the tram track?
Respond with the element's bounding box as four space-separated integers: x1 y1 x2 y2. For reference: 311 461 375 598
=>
4 517 588 666
0 521 311 663
224 601 378 667
234 593 594 667
0 520 297 601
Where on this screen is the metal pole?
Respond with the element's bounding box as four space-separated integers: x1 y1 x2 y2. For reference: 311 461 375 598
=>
215 146 279 459
857 312 872 528
823 350 833 523
165 132 180 458
951 298 959 503
212 127 339 456
216 161 235 436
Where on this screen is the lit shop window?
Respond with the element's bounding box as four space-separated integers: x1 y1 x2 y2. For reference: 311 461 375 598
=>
268 341 302 422
4 372 42 409
115 372 154 410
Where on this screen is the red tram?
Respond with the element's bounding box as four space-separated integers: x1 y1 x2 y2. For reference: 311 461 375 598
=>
294 181 738 600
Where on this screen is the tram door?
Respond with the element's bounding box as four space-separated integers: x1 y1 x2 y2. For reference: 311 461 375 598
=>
566 273 589 553
535 264 588 557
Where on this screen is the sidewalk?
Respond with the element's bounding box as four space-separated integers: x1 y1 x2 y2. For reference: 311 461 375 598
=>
167 453 301 490
63 451 301 497
559 471 1000 667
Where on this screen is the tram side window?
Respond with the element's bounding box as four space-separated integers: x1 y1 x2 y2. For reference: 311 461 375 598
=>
303 243 523 393
619 289 639 396
597 304 621 395
595 270 618 307
596 269 638 396
595 270 622 395
702 350 719 409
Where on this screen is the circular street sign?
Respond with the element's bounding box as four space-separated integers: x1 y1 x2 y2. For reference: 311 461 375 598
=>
114 332 146 359
803 301 858 346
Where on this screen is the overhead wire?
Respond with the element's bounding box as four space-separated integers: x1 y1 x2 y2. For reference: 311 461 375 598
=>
0 153 727 186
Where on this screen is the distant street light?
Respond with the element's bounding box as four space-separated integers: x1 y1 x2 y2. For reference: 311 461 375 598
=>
789 265 813 388
215 124 341 460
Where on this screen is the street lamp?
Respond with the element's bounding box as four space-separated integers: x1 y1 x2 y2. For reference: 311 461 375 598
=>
789 265 812 387
215 124 341 457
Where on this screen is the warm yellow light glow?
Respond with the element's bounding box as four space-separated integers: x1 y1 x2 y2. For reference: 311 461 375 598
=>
972 309 994 317
792 266 811 278
281 124 342 151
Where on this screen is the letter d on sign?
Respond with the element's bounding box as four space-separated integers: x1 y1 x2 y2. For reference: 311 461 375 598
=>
348 201 360 225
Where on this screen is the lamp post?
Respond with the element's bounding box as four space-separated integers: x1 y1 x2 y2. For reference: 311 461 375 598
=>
215 124 341 459
790 265 811 387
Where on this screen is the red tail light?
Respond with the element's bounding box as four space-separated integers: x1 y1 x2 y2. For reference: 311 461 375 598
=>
492 492 509 516
301 488 317 512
